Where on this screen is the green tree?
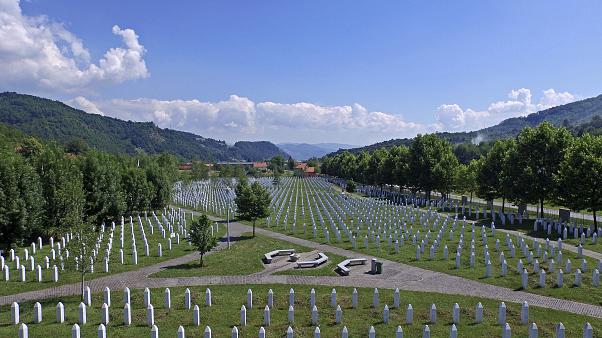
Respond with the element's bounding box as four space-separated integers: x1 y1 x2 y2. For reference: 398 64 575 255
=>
65 138 89 155
353 151 369 183
145 162 171 210
19 137 44 159
476 139 515 212
80 151 126 225
556 134 602 231
190 162 210 181
367 148 387 187
455 159 479 204
187 214 218 266
66 222 98 301
0 150 44 249
235 180 271 237
392 145 411 190
122 167 154 213
35 146 85 235
306 158 319 168
268 156 286 174
408 134 459 198
507 122 573 218
346 180 356 193
287 156 295 170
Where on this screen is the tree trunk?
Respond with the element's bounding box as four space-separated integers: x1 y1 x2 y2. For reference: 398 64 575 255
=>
200 254 204 267
253 219 256 237
594 210 598 233
80 272 85 301
470 192 473 204
502 197 506 214
540 199 544 219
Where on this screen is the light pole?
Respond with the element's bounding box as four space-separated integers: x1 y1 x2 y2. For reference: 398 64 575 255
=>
226 186 233 249
227 206 231 249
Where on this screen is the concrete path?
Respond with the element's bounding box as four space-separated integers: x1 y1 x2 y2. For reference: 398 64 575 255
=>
1 212 602 319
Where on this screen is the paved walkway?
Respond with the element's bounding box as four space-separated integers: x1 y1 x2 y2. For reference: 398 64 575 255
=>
1 211 602 319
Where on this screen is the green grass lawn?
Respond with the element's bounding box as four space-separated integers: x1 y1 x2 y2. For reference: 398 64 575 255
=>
0 212 207 297
151 232 346 278
175 180 602 306
182 200 602 306
260 218 602 306
0 284 598 338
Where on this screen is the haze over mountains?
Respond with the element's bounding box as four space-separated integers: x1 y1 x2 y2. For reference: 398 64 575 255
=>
277 143 358 160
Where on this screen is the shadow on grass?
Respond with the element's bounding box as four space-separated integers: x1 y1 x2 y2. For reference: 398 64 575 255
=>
217 234 254 244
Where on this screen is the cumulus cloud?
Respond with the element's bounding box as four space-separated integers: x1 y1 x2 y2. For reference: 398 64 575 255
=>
67 87 577 143
67 96 104 115
257 101 420 132
68 95 423 142
0 0 149 93
436 88 576 131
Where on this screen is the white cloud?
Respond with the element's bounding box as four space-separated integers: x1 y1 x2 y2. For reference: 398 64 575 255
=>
257 101 420 132
436 88 577 131
0 0 149 93
67 87 577 144
69 95 424 142
67 96 104 115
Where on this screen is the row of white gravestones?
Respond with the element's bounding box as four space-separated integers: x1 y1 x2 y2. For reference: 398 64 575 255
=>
11 302 593 338
62 320 591 338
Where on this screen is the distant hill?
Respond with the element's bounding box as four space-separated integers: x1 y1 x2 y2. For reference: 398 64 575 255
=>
328 94 602 156
278 143 357 160
233 141 289 161
0 92 288 161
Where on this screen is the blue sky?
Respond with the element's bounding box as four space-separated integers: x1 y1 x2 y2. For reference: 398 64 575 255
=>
2 0 602 145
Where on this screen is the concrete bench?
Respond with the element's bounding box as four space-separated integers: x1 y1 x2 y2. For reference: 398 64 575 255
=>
336 258 367 276
263 249 296 264
297 253 329 268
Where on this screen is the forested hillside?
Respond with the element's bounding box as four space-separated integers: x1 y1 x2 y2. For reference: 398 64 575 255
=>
329 94 602 157
0 92 287 161
233 141 289 161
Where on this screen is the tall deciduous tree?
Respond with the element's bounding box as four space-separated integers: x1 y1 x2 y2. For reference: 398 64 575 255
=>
190 161 210 181
476 139 515 212
507 122 573 218
391 145 410 190
353 151 369 183
35 146 85 236
408 134 459 198
122 167 154 213
80 151 126 225
145 162 171 210
0 150 44 250
556 134 602 231
188 214 218 266
268 156 286 174
367 148 387 187
235 180 271 237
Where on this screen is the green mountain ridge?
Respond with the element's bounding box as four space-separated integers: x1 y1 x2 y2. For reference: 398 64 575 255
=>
0 92 289 161
329 93 602 156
